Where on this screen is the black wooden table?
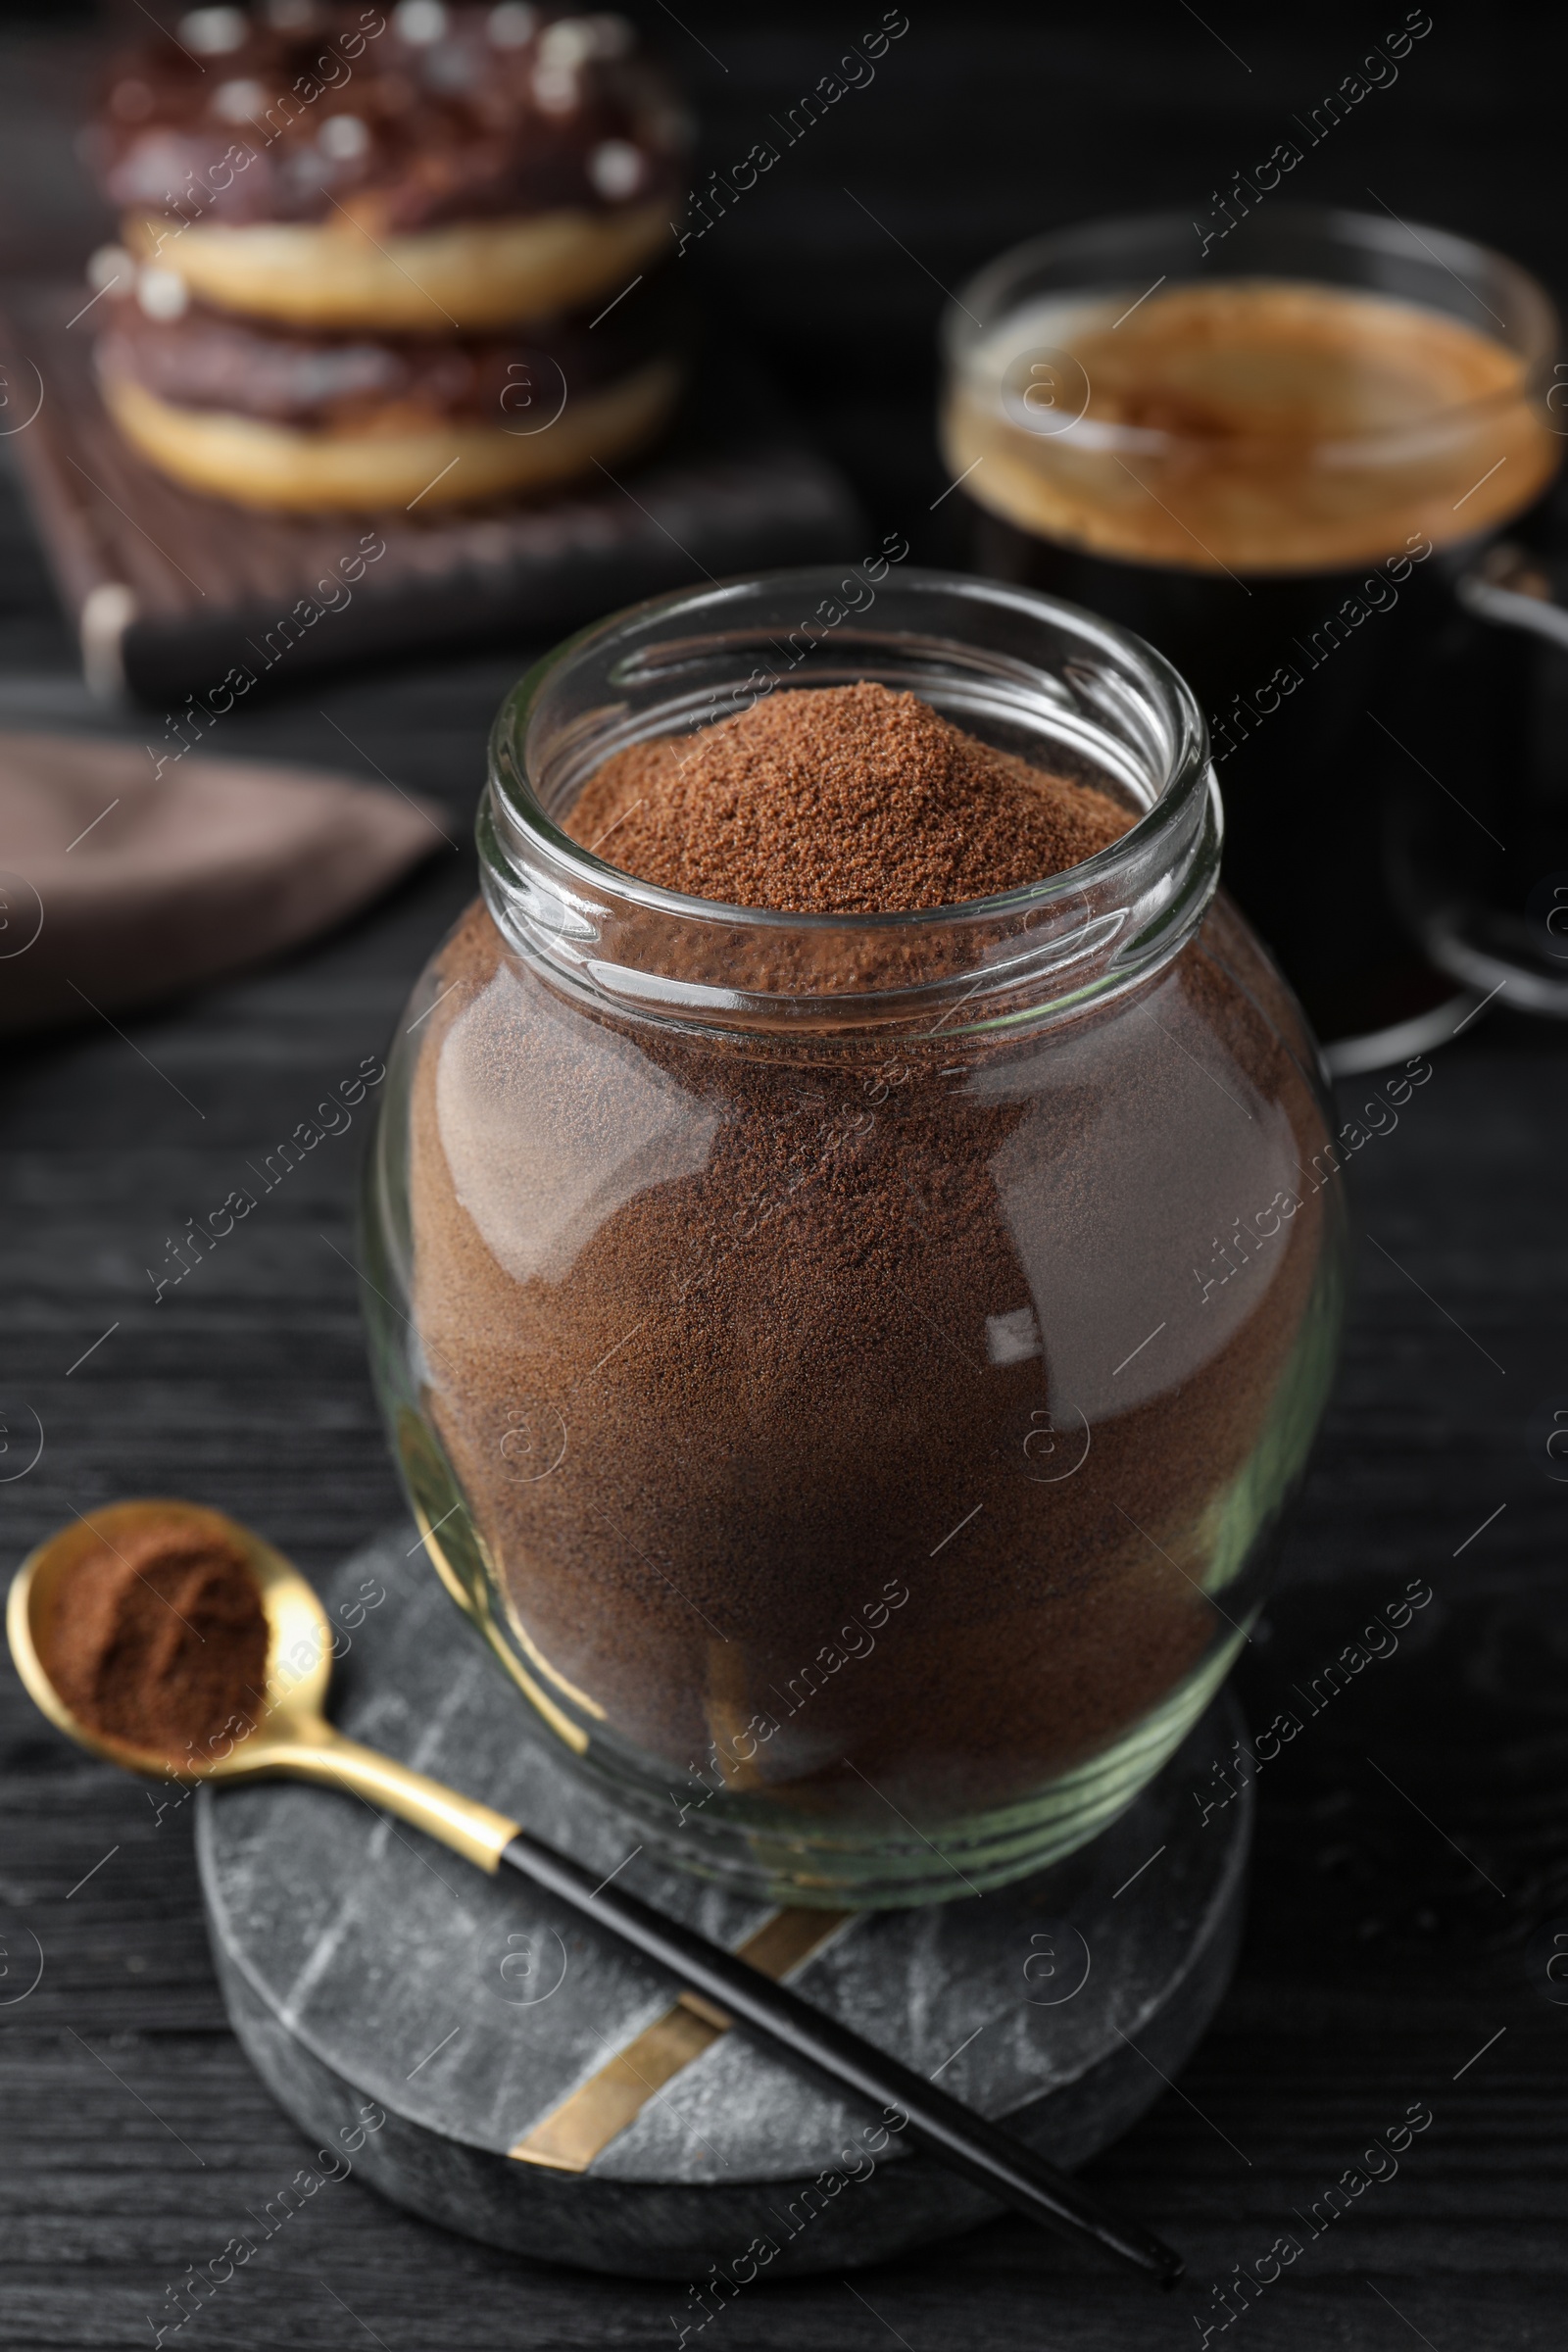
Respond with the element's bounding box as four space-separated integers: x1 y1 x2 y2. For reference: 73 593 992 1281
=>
4 7 1568 2348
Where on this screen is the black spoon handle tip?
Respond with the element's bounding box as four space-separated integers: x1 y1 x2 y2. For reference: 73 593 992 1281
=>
500 1832 1184 2288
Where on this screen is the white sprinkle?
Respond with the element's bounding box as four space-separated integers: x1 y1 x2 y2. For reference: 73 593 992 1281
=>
586 12 635 56
213 76 269 123
538 15 598 66
589 138 642 199
137 268 189 321
179 6 247 54
487 0 537 43
318 112 369 159
87 243 133 292
394 0 449 42
532 59 580 112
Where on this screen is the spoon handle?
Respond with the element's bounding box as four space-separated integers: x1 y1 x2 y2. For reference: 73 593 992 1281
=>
500 1829 1184 2288
267 1730 518 1872
260 1732 1181 2285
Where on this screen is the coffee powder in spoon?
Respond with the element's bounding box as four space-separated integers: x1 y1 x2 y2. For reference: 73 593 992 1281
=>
41 1522 269 1759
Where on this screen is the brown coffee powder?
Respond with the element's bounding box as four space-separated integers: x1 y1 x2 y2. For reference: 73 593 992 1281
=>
407 688 1334 1832
43 1522 269 1760
564 680 1133 910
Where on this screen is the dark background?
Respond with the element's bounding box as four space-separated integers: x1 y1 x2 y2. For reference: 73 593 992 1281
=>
4 5 1568 2348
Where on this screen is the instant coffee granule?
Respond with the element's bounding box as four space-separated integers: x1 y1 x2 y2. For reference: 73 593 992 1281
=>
408 684 1332 1821
42 1522 269 1759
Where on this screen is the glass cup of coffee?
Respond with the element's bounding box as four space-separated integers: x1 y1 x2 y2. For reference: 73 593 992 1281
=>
941 204 1566 1068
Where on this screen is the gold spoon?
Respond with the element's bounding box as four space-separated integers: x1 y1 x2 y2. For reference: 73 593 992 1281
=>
9 1498 514 1866
8 1497 1182 2288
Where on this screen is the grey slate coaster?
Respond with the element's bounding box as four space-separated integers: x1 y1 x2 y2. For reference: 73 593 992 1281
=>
197 1525 1250 2278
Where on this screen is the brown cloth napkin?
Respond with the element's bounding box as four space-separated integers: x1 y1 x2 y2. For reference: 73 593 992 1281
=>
0 731 447 1034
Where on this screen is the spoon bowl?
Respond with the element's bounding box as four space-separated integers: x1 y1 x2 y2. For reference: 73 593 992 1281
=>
10 1497 331 1781
7 1498 516 1866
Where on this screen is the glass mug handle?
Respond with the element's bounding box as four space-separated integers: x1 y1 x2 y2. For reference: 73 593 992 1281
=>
1456 541 1568 653
1419 543 1568 1013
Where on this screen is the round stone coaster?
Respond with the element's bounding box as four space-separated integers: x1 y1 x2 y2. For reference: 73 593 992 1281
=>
197 1526 1251 2280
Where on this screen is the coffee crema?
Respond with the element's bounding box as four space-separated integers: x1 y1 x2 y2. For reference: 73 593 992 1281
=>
944 278 1555 572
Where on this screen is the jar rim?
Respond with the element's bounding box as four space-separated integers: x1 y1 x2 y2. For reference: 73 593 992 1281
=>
488 566 1212 931
480 567 1222 1037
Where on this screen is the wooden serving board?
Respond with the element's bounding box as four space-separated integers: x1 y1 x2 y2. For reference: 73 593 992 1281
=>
0 284 865 708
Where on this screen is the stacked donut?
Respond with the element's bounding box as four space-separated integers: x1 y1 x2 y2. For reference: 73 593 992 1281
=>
84 1 690 511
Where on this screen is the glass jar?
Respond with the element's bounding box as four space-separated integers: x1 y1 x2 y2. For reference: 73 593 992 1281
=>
363 569 1348 1907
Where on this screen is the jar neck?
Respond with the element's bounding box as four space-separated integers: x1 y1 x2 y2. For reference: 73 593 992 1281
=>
478 570 1221 1043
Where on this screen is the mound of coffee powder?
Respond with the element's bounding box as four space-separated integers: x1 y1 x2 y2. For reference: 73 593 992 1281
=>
564 680 1133 909
43 1522 269 1760
408 684 1332 1825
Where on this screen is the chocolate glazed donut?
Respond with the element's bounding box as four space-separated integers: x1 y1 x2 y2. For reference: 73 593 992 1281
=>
83 3 692 508
93 271 680 427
